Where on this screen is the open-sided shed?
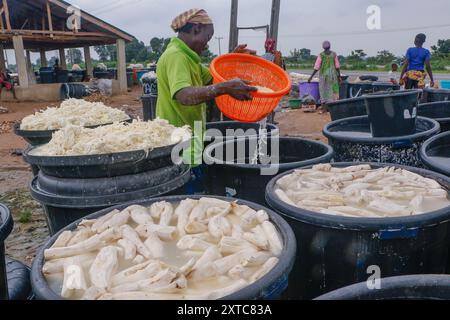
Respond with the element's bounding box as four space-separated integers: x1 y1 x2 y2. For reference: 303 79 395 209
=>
0 0 134 97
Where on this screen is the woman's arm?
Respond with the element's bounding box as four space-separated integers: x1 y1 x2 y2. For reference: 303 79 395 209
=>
308 56 322 82
175 80 257 106
425 60 434 87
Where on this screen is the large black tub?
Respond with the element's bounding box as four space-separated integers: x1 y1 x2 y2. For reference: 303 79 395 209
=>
0 204 13 300
23 144 176 179
420 131 450 177
417 101 450 132
364 90 421 137
205 121 279 146
30 165 191 235
266 162 450 299
204 137 334 205
323 116 440 167
423 88 450 103
327 97 366 121
31 195 297 300
315 275 450 300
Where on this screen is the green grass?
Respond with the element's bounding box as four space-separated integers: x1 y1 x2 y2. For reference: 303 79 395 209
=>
18 209 32 223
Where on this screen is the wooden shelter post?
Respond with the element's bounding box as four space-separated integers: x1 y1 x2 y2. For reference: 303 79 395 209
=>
12 35 29 88
59 48 67 69
84 46 93 77
116 38 127 93
0 44 6 71
40 50 47 67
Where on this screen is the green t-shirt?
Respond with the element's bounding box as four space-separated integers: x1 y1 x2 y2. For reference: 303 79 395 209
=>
156 37 213 165
156 37 213 130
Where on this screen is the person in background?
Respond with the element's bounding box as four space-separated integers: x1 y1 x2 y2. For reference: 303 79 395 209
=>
53 58 61 72
156 8 257 193
399 33 435 89
308 41 341 112
261 38 285 124
388 63 399 85
0 69 16 99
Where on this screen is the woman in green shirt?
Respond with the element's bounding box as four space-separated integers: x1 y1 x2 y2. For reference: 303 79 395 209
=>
156 9 256 192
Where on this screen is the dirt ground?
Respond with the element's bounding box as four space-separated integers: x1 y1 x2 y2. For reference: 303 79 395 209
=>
0 86 330 266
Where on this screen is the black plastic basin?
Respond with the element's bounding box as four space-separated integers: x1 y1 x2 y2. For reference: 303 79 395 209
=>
421 131 450 177
31 195 296 300
417 101 450 132
364 90 421 137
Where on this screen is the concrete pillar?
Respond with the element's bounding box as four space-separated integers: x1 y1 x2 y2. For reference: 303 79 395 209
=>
59 48 67 69
12 35 29 88
0 44 6 71
84 46 93 77
40 49 47 67
116 39 127 93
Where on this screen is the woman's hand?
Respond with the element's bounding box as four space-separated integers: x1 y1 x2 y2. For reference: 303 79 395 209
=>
218 79 258 101
233 44 257 55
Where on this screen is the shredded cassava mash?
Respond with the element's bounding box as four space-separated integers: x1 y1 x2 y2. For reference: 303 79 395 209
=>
31 119 191 156
20 99 130 131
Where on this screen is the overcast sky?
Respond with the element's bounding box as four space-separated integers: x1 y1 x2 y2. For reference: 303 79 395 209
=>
5 0 450 63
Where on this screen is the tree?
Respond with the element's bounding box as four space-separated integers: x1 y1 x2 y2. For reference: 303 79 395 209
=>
431 39 450 57
94 45 110 61
375 50 396 64
149 37 171 61
125 39 150 63
67 48 83 64
347 49 367 62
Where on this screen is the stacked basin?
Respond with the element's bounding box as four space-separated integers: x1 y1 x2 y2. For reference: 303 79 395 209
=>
24 145 191 235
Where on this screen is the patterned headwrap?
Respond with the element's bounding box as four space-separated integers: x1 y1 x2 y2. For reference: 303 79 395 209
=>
171 8 213 32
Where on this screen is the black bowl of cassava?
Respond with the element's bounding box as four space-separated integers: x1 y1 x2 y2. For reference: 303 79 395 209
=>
31 196 296 300
265 162 450 300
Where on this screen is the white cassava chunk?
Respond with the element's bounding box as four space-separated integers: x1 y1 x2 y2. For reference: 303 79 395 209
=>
96 209 130 233
44 228 120 260
117 239 137 262
208 215 232 238
89 246 120 290
261 221 283 256
144 232 165 259
128 205 153 225
112 261 162 287
51 231 73 249
91 210 120 233
185 221 208 234
43 253 96 274
175 199 198 237
177 235 212 251
250 257 279 282
67 228 93 246
61 262 88 298
243 225 269 250
135 224 177 241
193 246 222 271
219 237 257 255
120 225 152 259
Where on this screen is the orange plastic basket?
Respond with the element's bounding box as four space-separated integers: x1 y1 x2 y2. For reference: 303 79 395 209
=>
210 53 292 123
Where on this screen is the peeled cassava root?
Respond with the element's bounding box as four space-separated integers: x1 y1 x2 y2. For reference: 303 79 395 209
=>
275 164 450 218
43 197 283 300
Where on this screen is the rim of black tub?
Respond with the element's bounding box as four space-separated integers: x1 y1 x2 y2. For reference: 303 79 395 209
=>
323 116 440 144
364 88 421 98
418 101 450 124
0 204 13 243
30 165 192 208
204 136 334 171
265 162 450 230
31 195 297 301
22 140 180 179
314 274 450 300
420 131 450 177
